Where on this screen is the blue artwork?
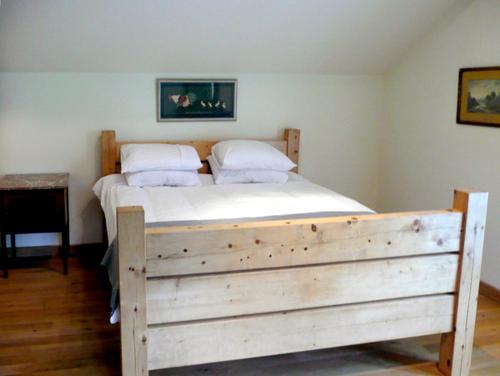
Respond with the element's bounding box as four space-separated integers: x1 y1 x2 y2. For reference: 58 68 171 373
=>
157 79 237 121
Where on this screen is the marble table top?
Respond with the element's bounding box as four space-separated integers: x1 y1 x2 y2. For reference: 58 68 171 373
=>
0 173 69 190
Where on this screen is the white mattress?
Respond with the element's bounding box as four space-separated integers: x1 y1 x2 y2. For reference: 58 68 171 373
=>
93 173 374 245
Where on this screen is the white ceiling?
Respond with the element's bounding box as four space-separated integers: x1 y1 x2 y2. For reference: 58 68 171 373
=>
0 0 467 74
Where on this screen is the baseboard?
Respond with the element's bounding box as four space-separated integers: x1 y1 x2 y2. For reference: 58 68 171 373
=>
480 280 500 304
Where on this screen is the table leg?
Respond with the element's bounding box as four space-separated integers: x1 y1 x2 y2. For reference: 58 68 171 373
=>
11 233 16 259
62 187 69 275
1 229 7 278
62 226 69 275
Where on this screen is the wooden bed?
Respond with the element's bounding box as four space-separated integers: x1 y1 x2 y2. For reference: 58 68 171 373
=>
100 129 487 376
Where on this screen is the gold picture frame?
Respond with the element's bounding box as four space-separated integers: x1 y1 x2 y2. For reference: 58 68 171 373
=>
457 66 500 127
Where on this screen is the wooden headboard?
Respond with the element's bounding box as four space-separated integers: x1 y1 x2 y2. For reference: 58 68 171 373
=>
101 129 300 177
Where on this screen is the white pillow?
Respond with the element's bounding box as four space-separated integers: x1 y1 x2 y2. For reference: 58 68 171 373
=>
121 144 202 173
212 140 296 171
125 170 201 187
208 155 289 184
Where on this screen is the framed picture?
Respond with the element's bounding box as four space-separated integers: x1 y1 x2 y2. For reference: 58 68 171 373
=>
157 79 237 122
457 66 500 127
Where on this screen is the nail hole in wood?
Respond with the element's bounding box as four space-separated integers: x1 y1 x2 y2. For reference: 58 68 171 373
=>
255 239 261 245
311 224 317 232
228 244 233 248
183 249 188 253
201 261 206 265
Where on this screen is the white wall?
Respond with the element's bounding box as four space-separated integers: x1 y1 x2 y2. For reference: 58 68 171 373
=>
0 73 384 246
379 0 500 288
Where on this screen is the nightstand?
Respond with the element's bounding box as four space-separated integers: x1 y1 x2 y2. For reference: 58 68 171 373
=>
0 173 69 278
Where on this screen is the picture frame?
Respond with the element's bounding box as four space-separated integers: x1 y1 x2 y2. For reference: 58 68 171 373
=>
457 66 500 127
156 79 237 122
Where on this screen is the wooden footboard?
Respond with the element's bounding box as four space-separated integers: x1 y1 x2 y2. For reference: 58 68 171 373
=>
117 189 487 376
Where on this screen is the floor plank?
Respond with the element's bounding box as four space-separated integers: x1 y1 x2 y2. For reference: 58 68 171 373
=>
0 257 120 376
0 256 499 375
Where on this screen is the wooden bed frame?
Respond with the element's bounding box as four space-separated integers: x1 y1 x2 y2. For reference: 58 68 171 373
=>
100 129 487 376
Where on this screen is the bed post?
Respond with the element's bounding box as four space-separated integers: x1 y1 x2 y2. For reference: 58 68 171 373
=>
284 128 300 173
438 189 488 375
117 207 148 376
102 130 117 176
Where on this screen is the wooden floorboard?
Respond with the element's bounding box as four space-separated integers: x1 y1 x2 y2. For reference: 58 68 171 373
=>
0 256 499 375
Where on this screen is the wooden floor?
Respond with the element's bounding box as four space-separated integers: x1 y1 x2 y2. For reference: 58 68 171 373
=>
0 257 499 375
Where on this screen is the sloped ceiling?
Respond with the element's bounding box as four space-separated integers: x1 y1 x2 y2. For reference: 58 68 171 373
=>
0 0 468 74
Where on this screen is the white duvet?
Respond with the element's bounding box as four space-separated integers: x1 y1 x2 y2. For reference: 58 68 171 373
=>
93 173 373 245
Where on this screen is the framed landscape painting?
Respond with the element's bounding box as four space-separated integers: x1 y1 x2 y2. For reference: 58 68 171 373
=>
457 67 500 127
157 79 237 122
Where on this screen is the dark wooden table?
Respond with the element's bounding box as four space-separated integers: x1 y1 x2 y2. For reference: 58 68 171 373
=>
0 173 69 278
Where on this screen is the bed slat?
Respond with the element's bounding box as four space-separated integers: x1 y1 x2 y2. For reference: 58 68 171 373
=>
147 295 454 370
145 211 461 277
147 254 458 325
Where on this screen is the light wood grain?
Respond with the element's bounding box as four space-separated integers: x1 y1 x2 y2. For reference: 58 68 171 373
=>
148 295 454 370
439 190 488 376
113 187 487 374
101 130 117 177
117 207 148 376
146 210 461 277
284 128 300 173
147 254 458 324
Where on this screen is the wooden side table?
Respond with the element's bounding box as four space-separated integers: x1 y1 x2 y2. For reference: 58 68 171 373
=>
0 173 69 278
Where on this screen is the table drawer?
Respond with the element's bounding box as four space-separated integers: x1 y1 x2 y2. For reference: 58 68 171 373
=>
2 190 66 233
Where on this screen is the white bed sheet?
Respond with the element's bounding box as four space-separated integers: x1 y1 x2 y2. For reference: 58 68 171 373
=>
93 173 374 245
